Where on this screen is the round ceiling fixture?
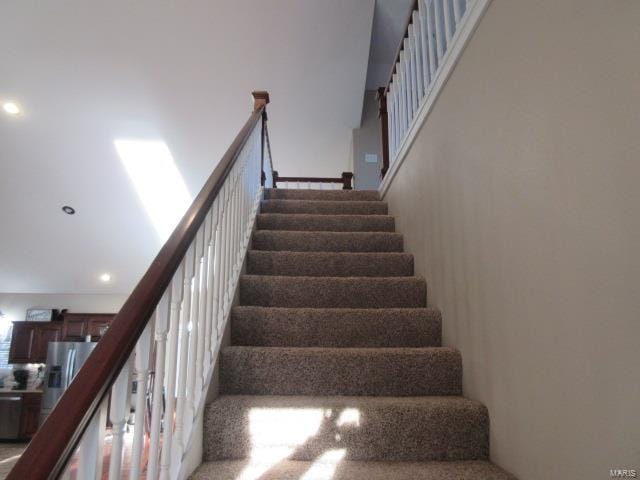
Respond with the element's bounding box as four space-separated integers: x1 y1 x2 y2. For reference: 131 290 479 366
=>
99 273 112 283
62 205 75 215
2 102 20 115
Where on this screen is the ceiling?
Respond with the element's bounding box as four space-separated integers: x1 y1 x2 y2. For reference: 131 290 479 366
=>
365 0 414 89
0 0 375 294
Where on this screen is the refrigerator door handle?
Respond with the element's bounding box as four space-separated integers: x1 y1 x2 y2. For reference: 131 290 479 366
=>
65 349 76 389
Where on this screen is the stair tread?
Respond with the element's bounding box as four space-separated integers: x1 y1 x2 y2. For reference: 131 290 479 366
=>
240 275 427 308
220 347 460 396
252 231 404 252
203 395 488 463
261 199 388 215
192 460 515 480
257 213 395 232
247 250 413 277
264 188 380 201
231 306 441 347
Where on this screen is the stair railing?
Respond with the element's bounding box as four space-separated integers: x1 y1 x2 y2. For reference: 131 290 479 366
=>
9 91 274 480
272 171 353 190
378 0 491 181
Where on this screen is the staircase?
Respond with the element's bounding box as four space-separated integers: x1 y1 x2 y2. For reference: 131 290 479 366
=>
192 188 514 479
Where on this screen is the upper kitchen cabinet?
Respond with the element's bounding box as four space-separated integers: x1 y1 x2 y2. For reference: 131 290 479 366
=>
61 313 115 341
8 313 115 364
8 322 63 364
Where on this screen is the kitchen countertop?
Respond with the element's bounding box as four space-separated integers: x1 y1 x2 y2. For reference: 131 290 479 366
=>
0 389 43 394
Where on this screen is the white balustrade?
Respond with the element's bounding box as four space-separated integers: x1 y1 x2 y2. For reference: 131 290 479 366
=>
60 116 265 480
386 0 476 163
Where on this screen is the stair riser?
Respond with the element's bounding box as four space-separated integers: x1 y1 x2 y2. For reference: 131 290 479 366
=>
194 460 515 480
221 348 461 396
261 200 388 215
246 251 413 277
240 276 426 308
203 397 486 462
231 307 441 347
257 214 395 232
264 188 379 201
251 231 404 252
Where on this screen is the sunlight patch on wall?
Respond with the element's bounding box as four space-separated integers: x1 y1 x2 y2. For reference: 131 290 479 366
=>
114 139 191 240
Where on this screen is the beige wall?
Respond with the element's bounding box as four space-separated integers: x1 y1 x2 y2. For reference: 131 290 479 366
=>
353 90 383 190
383 1 640 478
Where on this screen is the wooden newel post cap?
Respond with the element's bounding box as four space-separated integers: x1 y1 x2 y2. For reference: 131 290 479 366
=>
252 91 270 111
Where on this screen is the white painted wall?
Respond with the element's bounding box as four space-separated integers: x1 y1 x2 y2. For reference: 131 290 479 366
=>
0 0 375 294
383 1 640 478
352 90 383 190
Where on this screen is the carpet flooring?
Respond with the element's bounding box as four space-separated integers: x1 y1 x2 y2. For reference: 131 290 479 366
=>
192 189 515 479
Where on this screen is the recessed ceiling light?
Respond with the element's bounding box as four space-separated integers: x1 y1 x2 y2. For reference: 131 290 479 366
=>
2 102 20 115
99 273 111 283
62 205 75 215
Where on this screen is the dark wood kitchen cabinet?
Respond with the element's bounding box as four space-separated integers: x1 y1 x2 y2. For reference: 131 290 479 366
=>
19 392 42 438
8 313 114 364
0 391 42 440
61 313 115 341
8 322 63 364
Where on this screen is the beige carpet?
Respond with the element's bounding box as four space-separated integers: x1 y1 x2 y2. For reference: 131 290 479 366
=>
192 189 516 479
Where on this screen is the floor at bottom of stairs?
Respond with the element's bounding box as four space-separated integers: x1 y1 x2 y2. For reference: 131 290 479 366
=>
192 459 516 480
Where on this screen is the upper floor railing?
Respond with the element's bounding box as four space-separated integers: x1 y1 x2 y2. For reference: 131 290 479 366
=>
273 171 353 190
377 0 491 182
8 91 274 480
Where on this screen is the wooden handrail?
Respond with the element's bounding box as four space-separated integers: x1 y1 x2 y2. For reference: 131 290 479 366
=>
273 171 353 190
8 94 268 480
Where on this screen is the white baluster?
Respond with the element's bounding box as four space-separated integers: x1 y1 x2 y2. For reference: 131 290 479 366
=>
108 358 133 480
204 203 219 372
412 11 425 99
443 0 453 44
185 225 203 433
225 181 235 314
147 288 170 480
433 0 445 61
403 38 415 119
387 87 395 158
407 28 418 113
453 0 462 24
195 220 209 408
425 0 438 77
392 73 400 151
173 244 195 469
397 54 406 139
211 200 223 342
217 188 229 336
159 264 184 480
130 320 153 480
419 0 431 87
77 397 108 480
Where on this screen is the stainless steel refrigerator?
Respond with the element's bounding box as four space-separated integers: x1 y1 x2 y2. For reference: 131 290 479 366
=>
40 342 96 424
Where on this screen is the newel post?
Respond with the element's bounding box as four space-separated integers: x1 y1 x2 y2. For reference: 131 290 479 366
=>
377 87 390 178
252 91 270 186
341 172 353 190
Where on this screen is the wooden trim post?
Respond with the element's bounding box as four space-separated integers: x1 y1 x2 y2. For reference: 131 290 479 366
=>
252 91 270 185
377 87 390 178
341 172 354 190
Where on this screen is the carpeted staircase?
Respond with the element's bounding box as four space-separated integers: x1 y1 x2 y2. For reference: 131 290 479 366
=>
192 189 515 479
